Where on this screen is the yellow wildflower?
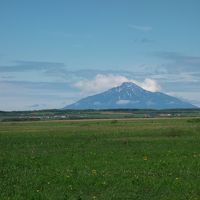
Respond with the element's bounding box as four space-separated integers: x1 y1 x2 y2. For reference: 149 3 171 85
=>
92 169 97 176
143 156 148 161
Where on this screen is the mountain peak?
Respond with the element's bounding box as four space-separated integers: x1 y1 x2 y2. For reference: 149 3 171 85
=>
117 82 145 94
120 82 138 88
64 82 196 110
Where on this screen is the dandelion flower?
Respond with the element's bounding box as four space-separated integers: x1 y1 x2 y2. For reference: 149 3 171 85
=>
92 169 97 176
143 156 148 161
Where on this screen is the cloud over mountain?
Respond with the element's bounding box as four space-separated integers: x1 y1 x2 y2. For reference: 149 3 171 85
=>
65 82 196 110
73 74 160 94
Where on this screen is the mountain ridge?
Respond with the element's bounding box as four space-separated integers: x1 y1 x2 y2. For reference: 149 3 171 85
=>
64 82 197 110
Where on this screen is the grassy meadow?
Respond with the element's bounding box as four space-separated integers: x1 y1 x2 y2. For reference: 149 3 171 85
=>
1 118 200 199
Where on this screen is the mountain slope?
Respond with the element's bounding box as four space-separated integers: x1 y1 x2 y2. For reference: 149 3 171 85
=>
64 82 197 109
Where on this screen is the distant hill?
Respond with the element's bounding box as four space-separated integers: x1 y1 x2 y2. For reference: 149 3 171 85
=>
64 82 197 110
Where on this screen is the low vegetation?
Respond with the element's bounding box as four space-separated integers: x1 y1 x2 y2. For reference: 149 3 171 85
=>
1 118 200 199
1 108 200 121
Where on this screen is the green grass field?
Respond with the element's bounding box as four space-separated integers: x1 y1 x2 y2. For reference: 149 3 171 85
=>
1 118 200 199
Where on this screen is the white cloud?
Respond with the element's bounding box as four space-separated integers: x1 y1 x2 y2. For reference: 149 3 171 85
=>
73 74 160 94
138 78 160 92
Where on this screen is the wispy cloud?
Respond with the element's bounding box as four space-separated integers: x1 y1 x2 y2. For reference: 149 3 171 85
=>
128 24 152 32
155 51 200 69
0 80 79 111
152 52 200 87
0 61 65 72
1 58 200 110
166 91 200 107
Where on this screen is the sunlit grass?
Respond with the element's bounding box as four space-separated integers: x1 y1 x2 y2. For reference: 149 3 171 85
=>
0 118 200 199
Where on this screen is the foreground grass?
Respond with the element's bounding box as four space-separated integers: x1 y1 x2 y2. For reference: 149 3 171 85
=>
0 118 200 199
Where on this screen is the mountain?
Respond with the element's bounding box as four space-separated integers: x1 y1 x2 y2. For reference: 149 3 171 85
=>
64 82 197 109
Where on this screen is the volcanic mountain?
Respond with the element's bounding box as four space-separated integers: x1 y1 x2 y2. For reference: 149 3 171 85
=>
64 82 196 109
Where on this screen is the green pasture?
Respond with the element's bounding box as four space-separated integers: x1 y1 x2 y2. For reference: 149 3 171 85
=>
1 118 200 199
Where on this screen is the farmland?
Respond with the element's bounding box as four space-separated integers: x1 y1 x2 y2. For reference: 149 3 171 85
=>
1 118 200 199
1 109 200 122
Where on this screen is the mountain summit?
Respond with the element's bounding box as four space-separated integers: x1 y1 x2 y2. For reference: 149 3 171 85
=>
64 82 196 109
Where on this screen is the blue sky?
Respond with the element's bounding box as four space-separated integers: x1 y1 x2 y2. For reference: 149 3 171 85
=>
0 0 200 110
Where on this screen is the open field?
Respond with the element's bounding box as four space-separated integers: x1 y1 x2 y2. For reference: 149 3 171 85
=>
1 109 200 121
1 118 200 199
